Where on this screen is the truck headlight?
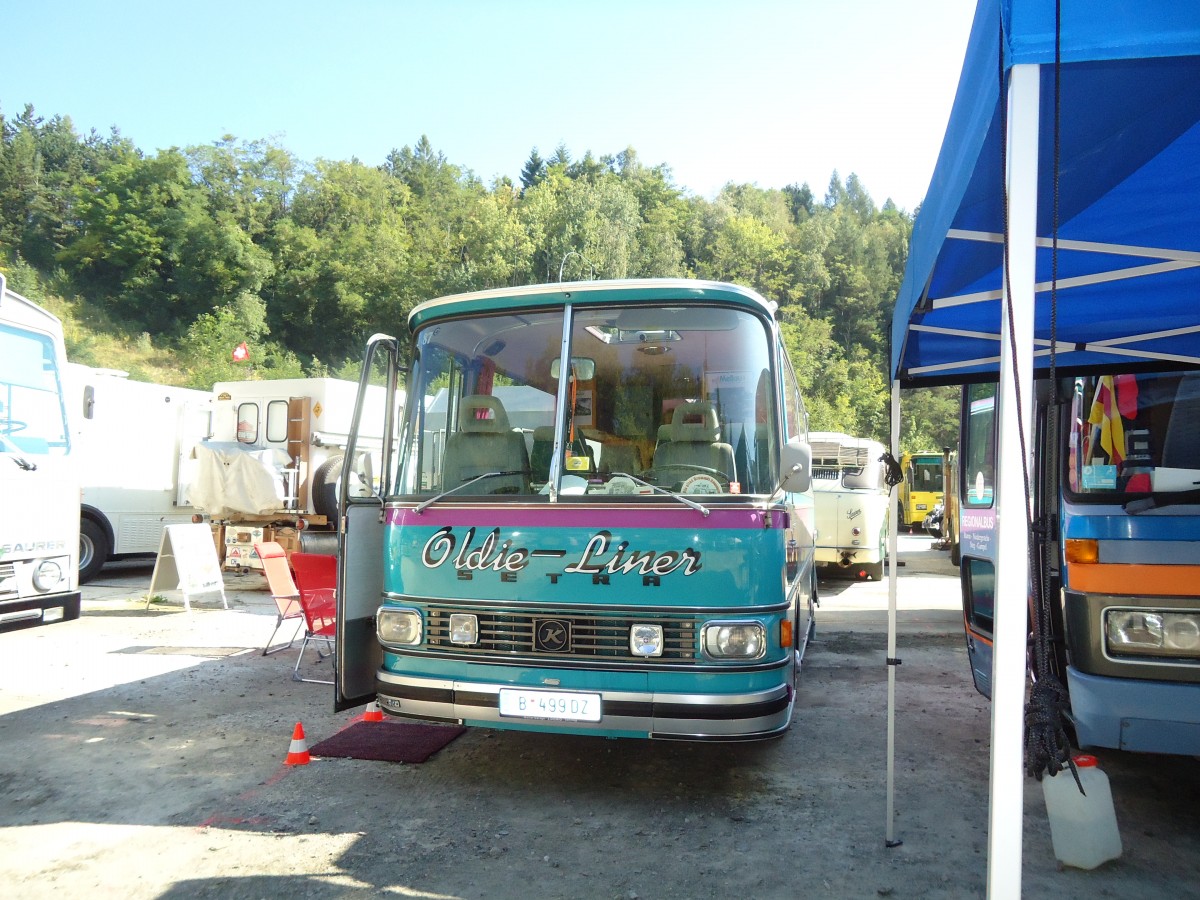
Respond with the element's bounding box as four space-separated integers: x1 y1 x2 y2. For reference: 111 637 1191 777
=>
701 621 765 660
377 608 422 646
1106 609 1200 659
32 559 64 592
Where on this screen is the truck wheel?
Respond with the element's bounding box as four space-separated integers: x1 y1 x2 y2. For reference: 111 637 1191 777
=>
79 518 110 583
950 541 961 567
311 453 344 523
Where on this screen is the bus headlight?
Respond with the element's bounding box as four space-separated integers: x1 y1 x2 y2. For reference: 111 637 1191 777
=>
629 623 664 657
377 608 422 646
701 621 765 660
1106 609 1200 659
32 558 65 592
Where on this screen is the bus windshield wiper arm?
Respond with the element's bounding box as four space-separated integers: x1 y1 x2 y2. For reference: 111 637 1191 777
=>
612 472 709 517
415 471 525 514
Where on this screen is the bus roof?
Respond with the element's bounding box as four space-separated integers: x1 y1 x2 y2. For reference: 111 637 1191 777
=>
408 279 776 329
0 278 64 335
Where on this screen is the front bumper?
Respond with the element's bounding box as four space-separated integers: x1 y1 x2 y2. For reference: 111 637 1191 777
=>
1067 666 1200 755
375 671 794 741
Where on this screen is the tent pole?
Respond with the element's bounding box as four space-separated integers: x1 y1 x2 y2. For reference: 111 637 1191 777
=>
885 378 901 847
988 61 1040 900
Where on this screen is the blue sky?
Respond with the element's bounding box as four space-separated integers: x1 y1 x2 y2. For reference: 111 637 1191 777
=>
2 0 975 211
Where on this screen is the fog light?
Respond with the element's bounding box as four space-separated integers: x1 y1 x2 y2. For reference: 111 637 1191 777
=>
377 608 422 645
450 613 479 645
702 621 765 659
1106 609 1200 659
32 559 64 592
629 623 664 657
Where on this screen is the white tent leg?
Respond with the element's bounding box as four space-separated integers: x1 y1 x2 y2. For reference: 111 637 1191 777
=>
886 379 901 847
988 61 1040 900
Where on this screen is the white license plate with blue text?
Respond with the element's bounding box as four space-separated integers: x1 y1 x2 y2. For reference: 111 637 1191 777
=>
498 688 602 722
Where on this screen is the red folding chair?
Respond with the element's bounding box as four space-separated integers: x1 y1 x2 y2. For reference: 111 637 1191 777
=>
289 552 338 684
254 541 303 656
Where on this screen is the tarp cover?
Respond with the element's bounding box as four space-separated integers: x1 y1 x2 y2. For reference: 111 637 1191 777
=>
188 442 290 518
891 0 1200 387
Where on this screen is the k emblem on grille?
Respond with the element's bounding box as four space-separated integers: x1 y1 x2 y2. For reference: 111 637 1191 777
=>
534 618 571 652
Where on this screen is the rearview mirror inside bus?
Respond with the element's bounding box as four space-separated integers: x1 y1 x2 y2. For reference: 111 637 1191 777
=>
549 357 596 380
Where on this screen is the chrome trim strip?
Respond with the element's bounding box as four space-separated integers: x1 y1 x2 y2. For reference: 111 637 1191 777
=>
380 591 791 616
379 645 790 673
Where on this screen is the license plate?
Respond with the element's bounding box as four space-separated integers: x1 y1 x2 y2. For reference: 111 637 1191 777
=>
498 688 602 722
916 503 928 510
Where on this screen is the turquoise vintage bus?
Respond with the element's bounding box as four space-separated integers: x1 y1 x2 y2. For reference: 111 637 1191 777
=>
335 279 815 740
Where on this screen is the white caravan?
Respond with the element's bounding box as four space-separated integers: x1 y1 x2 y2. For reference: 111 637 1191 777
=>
809 431 890 580
189 378 398 568
68 365 211 581
0 274 80 626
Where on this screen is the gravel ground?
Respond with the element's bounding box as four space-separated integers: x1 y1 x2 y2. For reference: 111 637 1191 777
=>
0 538 1196 899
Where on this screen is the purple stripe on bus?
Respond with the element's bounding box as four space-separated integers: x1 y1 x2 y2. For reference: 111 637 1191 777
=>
384 505 785 530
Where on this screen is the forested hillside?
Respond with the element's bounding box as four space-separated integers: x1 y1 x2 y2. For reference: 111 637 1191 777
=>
0 104 958 449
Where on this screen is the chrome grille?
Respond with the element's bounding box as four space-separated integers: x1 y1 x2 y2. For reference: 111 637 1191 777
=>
424 605 698 661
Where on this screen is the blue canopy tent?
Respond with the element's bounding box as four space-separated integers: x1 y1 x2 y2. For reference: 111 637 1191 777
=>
893 1 1200 385
887 2 1200 895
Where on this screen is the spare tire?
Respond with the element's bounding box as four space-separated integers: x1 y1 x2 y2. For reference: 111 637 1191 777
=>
311 453 344 524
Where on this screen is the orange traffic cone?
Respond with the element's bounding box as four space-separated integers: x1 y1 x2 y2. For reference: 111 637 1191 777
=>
284 721 310 765
363 701 384 722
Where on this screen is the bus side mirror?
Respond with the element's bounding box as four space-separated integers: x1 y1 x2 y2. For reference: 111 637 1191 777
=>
780 439 812 494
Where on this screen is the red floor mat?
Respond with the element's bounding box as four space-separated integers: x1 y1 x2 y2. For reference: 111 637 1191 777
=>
309 719 465 763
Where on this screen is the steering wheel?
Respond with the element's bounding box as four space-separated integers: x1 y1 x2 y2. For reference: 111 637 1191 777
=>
1 419 28 435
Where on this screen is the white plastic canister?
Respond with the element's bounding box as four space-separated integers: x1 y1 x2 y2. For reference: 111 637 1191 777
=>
1041 754 1123 869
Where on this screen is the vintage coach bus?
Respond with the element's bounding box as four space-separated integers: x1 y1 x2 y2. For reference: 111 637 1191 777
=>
335 279 816 740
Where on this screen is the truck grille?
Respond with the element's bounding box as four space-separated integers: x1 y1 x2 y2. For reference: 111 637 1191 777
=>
0 562 15 598
423 605 699 662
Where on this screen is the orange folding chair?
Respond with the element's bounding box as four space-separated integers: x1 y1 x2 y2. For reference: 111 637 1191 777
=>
289 552 338 684
254 541 303 656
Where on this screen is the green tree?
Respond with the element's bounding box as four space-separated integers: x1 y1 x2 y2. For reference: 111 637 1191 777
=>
519 147 546 192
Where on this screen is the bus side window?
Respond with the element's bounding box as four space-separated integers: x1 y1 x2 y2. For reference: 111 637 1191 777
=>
964 557 995 635
963 382 997 507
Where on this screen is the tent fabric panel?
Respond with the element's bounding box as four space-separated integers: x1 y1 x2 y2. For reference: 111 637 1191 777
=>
892 2 1200 386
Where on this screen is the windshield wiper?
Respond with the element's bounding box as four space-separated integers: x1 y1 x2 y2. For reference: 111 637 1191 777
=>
1 435 37 471
415 471 526 513
1124 487 1200 515
7 454 37 471
611 472 709 517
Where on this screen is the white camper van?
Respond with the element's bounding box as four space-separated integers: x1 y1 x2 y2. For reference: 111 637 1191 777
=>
68 366 211 582
190 378 398 569
810 431 890 580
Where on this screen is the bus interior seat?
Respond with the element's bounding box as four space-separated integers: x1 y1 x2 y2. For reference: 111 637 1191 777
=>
442 394 530 493
653 400 736 481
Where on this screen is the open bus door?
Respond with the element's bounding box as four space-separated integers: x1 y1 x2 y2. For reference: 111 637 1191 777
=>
335 334 402 711
959 382 998 699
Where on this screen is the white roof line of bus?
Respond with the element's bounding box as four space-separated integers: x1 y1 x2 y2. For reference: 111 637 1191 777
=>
407 278 774 325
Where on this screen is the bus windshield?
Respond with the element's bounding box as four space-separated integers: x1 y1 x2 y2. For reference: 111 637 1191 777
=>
0 324 70 456
1067 370 1200 499
395 303 779 498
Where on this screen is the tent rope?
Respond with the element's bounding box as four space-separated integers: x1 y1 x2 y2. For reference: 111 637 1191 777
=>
997 0 1079 785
